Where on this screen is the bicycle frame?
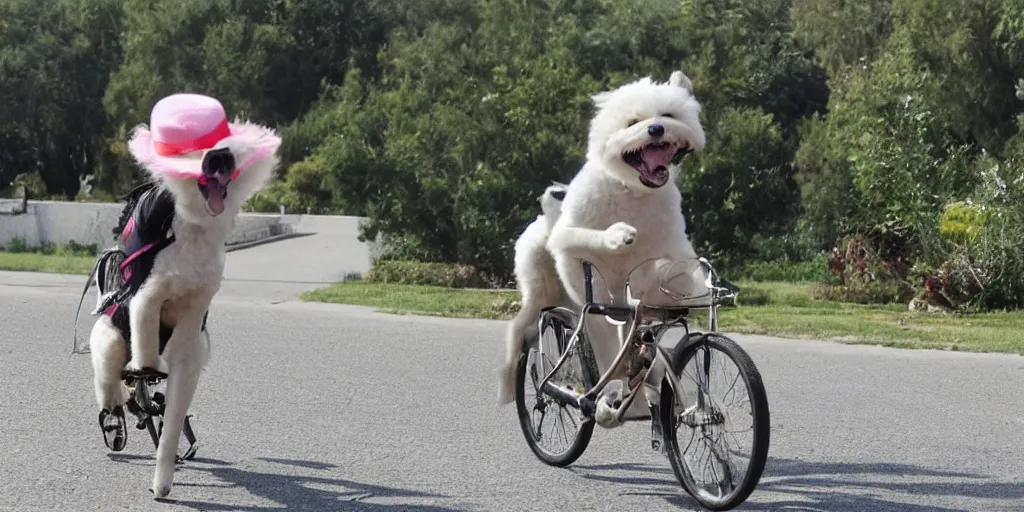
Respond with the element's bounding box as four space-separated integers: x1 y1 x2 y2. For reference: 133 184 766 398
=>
533 258 738 423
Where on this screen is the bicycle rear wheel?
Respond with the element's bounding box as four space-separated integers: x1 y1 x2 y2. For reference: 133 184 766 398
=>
514 310 598 467
660 333 770 511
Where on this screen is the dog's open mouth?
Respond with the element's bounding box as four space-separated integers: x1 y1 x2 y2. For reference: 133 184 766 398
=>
199 148 235 216
622 142 689 188
198 174 229 216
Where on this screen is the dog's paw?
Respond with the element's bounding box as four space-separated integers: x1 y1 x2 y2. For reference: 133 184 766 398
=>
496 363 518 406
594 385 625 429
152 468 173 499
603 222 637 252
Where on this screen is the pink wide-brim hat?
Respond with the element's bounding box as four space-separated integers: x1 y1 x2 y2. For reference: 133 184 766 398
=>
127 93 281 180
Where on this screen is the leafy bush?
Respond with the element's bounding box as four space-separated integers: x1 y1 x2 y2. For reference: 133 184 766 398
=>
968 206 1024 310
365 259 491 289
939 202 989 246
682 107 801 269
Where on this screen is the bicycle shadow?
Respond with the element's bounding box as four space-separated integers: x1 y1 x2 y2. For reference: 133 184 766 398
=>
106 454 462 511
569 457 1024 511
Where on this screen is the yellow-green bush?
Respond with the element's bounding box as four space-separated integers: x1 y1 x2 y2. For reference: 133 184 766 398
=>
939 201 989 245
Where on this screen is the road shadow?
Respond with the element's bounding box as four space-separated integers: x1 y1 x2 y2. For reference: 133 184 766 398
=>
108 455 463 511
570 457 1024 511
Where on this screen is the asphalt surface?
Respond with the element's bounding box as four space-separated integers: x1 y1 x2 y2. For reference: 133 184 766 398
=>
1 238 1022 511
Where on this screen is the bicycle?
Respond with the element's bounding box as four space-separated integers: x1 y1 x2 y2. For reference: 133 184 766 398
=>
99 369 200 464
513 257 770 511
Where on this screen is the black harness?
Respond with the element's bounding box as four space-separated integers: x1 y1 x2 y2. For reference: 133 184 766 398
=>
74 182 207 355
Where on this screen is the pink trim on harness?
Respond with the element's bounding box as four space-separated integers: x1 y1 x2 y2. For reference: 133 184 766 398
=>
119 241 159 272
121 217 136 243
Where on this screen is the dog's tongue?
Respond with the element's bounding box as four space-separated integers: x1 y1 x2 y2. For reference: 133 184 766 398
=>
205 179 226 216
640 145 675 186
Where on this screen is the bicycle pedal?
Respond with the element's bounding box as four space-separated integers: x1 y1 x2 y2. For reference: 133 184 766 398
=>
651 438 665 454
649 405 666 455
99 406 127 452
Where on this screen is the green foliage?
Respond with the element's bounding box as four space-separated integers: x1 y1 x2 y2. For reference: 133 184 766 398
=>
3 0 1024 310
301 281 519 320
939 202 990 245
682 107 798 267
731 254 831 283
365 260 491 289
791 0 894 75
2 238 97 256
737 287 770 306
971 204 1024 309
0 0 124 196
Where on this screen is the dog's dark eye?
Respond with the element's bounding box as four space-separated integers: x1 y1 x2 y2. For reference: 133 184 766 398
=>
627 119 639 127
662 113 674 119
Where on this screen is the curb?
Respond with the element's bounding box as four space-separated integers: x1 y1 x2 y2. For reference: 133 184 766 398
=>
225 232 313 252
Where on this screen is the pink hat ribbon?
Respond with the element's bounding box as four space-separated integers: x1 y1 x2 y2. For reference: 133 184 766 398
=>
152 118 231 156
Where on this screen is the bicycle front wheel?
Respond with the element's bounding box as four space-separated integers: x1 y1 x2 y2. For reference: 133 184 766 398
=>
660 333 770 511
514 310 597 467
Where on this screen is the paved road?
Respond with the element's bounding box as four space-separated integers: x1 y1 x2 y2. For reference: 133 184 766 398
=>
1 259 1022 511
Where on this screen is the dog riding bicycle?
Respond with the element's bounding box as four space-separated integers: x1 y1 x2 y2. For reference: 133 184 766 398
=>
73 93 281 498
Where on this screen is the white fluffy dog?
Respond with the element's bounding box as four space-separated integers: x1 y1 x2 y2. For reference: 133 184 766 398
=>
506 71 709 427
497 182 568 405
85 93 279 498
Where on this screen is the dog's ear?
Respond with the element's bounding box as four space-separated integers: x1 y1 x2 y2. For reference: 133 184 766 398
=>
669 71 693 91
591 90 615 108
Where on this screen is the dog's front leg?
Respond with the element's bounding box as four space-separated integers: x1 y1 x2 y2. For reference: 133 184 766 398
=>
547 222 637 258
126 282 167 375
151 309 205 499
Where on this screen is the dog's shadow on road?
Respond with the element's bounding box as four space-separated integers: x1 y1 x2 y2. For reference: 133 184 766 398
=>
107 454 462 511
569 458 1024 511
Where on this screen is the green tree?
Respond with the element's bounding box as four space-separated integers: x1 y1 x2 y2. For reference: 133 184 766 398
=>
0 0 124 197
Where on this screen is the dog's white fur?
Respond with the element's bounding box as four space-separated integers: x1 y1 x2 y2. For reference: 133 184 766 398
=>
496 182 568 405
499 72 709 426
89 126 278 497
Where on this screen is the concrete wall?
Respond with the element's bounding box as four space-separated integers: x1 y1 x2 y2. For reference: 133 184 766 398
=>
0 200 370 253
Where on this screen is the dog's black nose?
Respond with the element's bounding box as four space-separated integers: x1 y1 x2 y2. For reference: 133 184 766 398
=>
648 124 665 138
202 148 235 176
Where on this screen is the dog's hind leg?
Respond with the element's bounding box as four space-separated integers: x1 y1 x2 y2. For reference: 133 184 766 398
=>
497 305 539 405
90 316 129 410
90 315 130 451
